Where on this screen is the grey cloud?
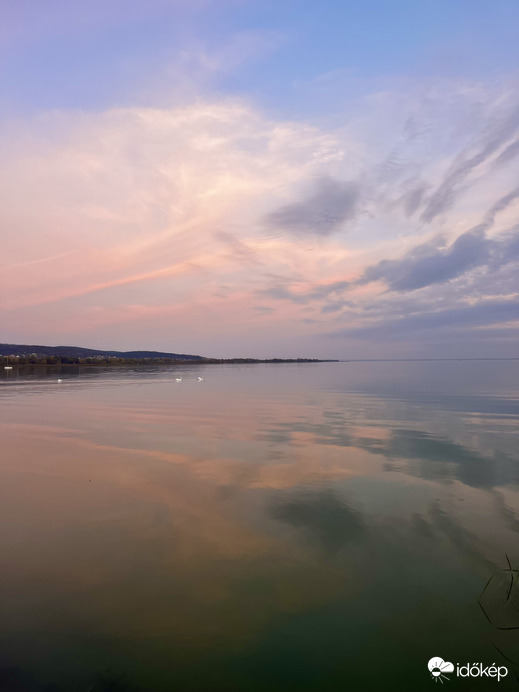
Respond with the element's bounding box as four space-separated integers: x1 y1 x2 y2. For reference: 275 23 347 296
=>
257 285 308 304
321 302 344 314
459 224 519 274
496 138 519 166
328 298 519 340
265 176 359 236
307 280 350 300
215 231 260 263
421 107 519 223
401 182 429 217
359 186 519 292
360 229 491 292
494 186 519 214
256 224 518 318
474 186 519 235
377 148 408 183
253 305 274 314
257 277 351 305
500 228 519 262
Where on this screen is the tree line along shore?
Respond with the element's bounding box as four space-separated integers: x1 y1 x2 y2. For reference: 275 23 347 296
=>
2 355 336 366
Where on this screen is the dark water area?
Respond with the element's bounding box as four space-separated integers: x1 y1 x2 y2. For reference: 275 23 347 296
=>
1 361 519 691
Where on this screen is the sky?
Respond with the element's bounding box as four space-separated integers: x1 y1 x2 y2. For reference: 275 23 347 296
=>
0 0 518 358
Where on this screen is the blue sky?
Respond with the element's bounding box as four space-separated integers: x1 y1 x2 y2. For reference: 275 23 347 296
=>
0 0 518 357
3 0 519 116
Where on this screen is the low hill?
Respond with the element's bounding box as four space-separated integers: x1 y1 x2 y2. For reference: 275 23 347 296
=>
0 343 204 361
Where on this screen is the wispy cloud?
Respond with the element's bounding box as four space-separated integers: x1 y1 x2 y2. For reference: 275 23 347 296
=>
328 299 519 341
359 230 490 292
1 75 519 356
420 106 519 223
264 177 360 236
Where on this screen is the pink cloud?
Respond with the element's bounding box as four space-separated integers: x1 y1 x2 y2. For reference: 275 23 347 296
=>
2 80 518 356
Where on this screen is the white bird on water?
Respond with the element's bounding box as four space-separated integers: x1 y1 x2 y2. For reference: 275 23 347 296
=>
57 379 63 383
175 376 182 382
197 376 204 382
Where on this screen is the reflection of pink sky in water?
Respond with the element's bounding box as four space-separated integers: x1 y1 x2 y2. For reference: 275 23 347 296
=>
1 365 519 688
1 422 359 650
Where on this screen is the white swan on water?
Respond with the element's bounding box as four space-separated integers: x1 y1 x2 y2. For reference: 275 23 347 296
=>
175 377 182 382
197 377 204 382
57 379 63 383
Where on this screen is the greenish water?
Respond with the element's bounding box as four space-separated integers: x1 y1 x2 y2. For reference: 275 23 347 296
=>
1 361 519 691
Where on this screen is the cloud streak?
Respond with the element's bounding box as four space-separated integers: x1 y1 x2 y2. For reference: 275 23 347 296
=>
329 299 519 341
264 177 359 236
420 106 519 223
1 75 519 357
359 230 491 292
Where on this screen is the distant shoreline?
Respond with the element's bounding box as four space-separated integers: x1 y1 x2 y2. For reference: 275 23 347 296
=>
2 358 339 367
2 343 517 366
2 357 516 369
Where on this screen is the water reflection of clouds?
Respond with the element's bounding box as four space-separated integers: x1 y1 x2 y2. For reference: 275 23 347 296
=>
270 490 365 554
359 428 519 490
2 365 519 691
1 447 518 690
1 427 353 648
261 413 519 491
1 422 503 624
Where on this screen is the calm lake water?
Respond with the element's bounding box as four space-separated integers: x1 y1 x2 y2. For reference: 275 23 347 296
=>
1 361 519 691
